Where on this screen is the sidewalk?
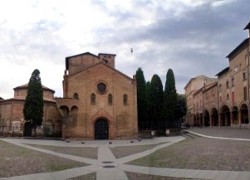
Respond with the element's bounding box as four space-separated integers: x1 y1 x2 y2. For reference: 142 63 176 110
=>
97 147 128 180
120 164 250 180
186 127 250 141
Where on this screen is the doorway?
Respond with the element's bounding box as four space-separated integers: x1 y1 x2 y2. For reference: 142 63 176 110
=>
95 119 109 140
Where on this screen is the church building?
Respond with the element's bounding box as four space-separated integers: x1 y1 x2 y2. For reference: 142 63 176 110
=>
0 52 138 140
57 52 138 139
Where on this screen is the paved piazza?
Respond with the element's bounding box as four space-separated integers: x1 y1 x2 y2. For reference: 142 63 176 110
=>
1 128 250 180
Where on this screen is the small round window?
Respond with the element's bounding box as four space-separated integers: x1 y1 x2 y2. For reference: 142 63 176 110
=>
97 82 107 94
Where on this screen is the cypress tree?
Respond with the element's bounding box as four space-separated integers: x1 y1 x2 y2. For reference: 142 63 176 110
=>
145 81 151 129
147 74 163 130
176 94 187 125
162 69 177 129
23 69 43 136
135 68 147 130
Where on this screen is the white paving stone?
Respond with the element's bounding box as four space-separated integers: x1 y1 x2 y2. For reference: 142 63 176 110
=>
1 135 250 180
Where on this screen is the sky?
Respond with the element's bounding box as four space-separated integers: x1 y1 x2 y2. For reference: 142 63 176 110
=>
0 0 250 99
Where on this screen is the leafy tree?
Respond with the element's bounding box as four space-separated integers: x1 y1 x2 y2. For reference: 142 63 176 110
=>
23 69 43 136
135 68 147 130
147 74 163 130
162 69 177 129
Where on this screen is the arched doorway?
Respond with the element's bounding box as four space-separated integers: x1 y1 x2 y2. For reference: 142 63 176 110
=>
95 118 109 140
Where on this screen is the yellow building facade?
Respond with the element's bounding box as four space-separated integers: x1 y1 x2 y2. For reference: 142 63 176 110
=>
185 22 250 128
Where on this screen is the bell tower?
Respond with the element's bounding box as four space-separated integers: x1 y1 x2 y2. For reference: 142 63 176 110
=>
98 53 116 68
244 21 250 37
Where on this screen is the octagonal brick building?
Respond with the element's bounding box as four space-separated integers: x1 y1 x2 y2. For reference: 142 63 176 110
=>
0 84 61 137
56 52 138 139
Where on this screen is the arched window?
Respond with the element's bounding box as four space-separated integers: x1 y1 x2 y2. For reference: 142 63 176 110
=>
108 94 112 105
71 106 79 126
73 93 79 99
59 106 70 117
91 93 96 105
123 94 128 105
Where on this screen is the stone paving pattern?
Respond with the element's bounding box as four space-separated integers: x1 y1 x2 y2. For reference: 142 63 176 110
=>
0 127 250 180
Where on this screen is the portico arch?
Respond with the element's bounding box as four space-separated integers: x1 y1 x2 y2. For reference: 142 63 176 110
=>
199 113 203 127
211 108 219 126
220 105 230 126
59 106 69 117
204 110 210 126
193 114 197 126
232 106 239 124
240 104 249 124
71 106 78 126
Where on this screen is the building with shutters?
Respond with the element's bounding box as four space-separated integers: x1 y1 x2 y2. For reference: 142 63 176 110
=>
185 21 250 128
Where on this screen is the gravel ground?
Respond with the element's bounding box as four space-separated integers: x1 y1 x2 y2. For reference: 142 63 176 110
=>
125 172 198 180
27 144 98 159
0 140 86 177
110 143 163 158
187 127 250 139
128 137 250 171
2 127 250 178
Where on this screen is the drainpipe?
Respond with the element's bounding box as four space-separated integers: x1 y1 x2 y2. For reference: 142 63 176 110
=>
247 30 250 129
202 83 205 127
216 81 219 127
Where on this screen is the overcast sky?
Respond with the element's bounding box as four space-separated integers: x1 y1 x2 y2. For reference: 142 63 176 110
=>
0 0 250 99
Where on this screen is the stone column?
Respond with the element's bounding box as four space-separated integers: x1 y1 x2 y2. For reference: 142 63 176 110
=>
239 110 242 128
218 113 221 127
209 114 212 127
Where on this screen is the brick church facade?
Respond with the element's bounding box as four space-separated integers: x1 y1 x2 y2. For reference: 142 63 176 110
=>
0 52 138 139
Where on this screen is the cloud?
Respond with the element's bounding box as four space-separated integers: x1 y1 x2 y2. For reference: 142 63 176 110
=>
0 0 250 98
88 0 250 93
